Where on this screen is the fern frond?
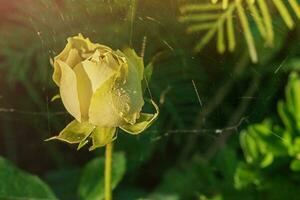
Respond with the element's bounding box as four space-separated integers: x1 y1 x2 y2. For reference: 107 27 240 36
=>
192 2 236 52
179 0 300 63
187 22 216 33
217 21 225 54
272 0 294 29
288 0 300 19
178 13 221 23
246 0 266 39
180 3 222 13
226 8 235 52
211 0 229 9
236 0 257 62
257 0 273 46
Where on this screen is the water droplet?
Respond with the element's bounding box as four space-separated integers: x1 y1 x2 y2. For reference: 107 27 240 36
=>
124 103 130 112
116 89 122 96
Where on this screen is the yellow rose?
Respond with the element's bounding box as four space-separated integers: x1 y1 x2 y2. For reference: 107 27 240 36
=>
48 34 158 150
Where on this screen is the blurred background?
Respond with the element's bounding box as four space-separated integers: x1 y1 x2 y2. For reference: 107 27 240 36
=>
1 0 300 199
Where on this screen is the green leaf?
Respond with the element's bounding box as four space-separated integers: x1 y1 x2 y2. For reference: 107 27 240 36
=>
0 156 57 199
290 159 300 171
251 123 287 156
213 147 237 180
46 168 81 200
78 152 126 200
277 72 300 135
239 121 285 168
288 137 300 156
156 156 216 199
120 100 159 134
146 193 179 200
286 72 300 129
234 162 262 190
240 130 260 165
278 101 295 132
282 58 300 72
46 120 95 147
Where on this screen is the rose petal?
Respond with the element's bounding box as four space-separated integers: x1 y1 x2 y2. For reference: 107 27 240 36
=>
67 34 111 55
53 42 72 86
120 100 159 134
112 60 144 124
81 57 117 92
73 63 93 121
58 60 82 122
122 48 144 80
89 77 123 127
65 48 82 68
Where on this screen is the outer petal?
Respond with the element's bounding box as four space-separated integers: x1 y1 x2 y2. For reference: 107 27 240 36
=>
53 48 82 86
65 48 82 69
89 127 117 151
112 60 144 124
82 61 115 92
52 62 62 86
121 48 144 80
53 41 72 86
73 63 93 121
52 34 111 85
58 60 82 122
120 100 159 134
88 77 123 127
67 34 111 57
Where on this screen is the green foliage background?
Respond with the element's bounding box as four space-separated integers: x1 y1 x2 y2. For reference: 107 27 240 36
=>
1 0 300 199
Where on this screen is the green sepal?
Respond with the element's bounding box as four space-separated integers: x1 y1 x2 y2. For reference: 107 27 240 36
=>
89 127 117 151
141 51 163 93
77 139 89 150
45 120 95 145
142 62 153 93
51 94 60 102
120 99 159 134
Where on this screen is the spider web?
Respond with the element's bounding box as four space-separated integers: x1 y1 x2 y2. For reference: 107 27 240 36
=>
0 0 289 180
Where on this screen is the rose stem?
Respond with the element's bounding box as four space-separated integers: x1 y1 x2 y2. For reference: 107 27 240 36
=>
105 142 113 200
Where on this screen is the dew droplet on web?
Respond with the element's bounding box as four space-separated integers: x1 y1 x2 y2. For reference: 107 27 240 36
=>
120 88 126 94
116 89 122 97
124 103 130 112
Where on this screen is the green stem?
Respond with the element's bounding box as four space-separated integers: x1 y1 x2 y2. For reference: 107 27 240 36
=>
105 142 113 200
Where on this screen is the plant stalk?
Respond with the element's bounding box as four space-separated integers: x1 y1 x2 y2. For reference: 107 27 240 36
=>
105 142 113 200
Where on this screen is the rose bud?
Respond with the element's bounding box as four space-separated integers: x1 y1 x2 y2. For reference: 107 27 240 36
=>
47 34 158 150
